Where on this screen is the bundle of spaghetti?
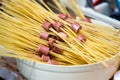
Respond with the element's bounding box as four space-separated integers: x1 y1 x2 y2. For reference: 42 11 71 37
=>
0 0 120 66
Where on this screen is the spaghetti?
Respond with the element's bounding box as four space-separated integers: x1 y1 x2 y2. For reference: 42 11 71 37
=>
0 0 120 66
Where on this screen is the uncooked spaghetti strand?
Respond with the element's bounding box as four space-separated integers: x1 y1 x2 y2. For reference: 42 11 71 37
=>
81 31 117 56
0 35 76 65
0 35 36 52
0 42 38 58
80 28 118 49
0 0 119 66
0 12 34 26
40 0 54 13
3 2 41 21
50 28 94 63
0 18 41 36
53 0 69 14
0 25 86 64
1 39 74 65
55 39 96 63
54 44 76 53
75 18 118 36
68 0 85 18
52 0 66 14
0 48 43 63
79 20 118 33
84 40 113 57
46 2 60 12
0 26 43 45
1 26 46 49
50 51 83 65
61 22 116 59
0 49 72 65
54 43 95 63
3 8 44 24
0 32 46 51
0 15 44 34
54 38 92 61
0 53 41 62
2 1 46 23
61 28 105 60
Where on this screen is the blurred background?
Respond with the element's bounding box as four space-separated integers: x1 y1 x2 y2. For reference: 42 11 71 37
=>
87 0 120 21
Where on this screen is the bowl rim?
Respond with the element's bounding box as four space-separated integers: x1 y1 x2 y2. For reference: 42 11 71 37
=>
17 54 119 68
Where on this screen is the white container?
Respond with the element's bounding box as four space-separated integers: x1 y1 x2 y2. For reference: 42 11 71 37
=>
94 2 110 16
59 0 87 8
17 55 120 80
16 20 120 80
114 70 120 80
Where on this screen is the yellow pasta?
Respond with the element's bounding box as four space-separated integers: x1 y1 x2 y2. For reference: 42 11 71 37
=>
0 0 120 66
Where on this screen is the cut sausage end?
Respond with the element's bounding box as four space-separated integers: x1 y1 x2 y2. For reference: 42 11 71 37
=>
42 21 52 31
71 22 82 33
52 46 63 54
37 45 49 55
48 39 56 48
59 32 67 38
48 59 58 65
41 55 50 62
40 32 49 40
52 21 63 32
58 13 68 20
77 34 86 42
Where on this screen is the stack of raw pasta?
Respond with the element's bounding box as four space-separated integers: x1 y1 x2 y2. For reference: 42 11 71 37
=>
0 0 120 66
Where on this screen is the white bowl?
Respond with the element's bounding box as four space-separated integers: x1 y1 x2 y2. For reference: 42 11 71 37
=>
114 70 120 80
16 20 120 80
17 55 120 80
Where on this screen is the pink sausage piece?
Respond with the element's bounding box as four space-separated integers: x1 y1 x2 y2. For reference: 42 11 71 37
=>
41 55 50 62
48 39 56 48
71 22 82 33
58 13 68 20
59 32 67 38
42 21 52 31
77 34 86 42
52 21 63 32
37 45 49 55
47 59 58 65
52 46 63 54
40 32 49 40
80 18 91 23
